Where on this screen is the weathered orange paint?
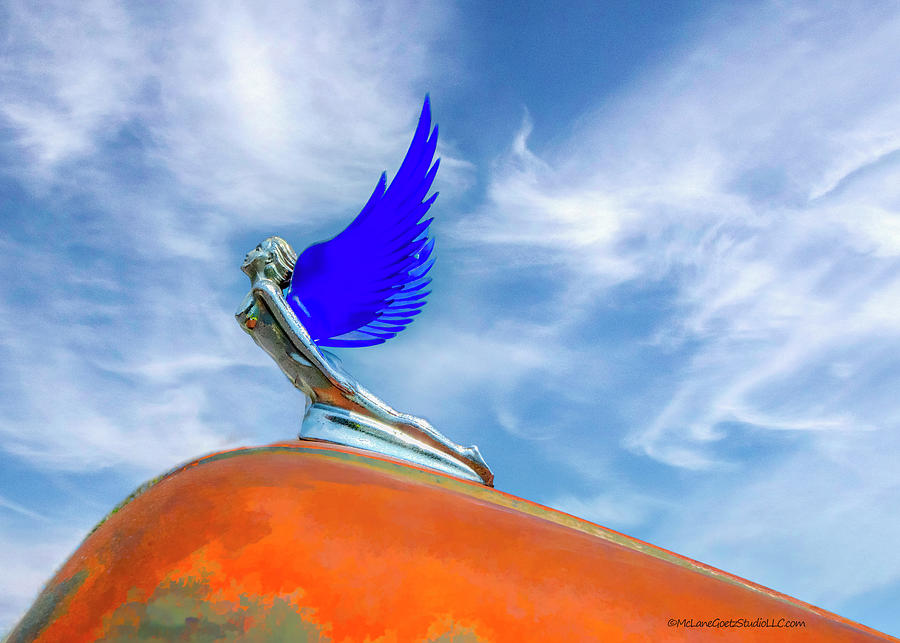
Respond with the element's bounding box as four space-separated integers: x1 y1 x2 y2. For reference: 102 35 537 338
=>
9 442 897 642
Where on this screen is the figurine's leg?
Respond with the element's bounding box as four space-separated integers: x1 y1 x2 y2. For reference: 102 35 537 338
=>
348 382 476 462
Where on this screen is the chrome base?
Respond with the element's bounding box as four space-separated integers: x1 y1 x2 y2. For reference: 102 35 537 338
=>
300 403 486 484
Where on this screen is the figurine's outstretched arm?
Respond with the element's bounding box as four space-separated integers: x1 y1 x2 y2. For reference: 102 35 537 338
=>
250 278 351 392
251 276 422 423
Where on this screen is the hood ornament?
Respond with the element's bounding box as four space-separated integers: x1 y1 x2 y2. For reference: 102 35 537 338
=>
236 97 493 486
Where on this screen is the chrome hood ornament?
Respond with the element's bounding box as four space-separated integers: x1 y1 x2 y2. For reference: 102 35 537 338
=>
236 98 493 486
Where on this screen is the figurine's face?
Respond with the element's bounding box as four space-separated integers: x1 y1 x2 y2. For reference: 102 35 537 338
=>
241 243 269 278
242 238 289 283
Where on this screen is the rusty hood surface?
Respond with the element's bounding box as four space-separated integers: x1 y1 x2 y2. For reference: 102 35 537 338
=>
8 441 896 642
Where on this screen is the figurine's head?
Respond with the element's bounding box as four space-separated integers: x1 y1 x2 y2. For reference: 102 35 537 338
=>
242 236 298 288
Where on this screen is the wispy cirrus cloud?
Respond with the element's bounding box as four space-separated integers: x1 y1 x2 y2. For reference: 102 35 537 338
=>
0 1 462 628
1 0 455 218
460 1 900 467
0 0 457 471
455 0 900 620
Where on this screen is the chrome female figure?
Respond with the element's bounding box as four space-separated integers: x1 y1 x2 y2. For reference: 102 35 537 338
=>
236 99 492 486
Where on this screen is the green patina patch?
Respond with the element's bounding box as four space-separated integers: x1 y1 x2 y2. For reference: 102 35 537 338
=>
6 569 88 643
425 621 488 643
99 576 327 642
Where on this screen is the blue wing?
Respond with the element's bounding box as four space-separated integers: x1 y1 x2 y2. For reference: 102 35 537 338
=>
286 97 439 348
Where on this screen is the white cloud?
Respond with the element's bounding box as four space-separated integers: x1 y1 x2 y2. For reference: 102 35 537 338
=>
0 3 462 627
0 495 49 522
1 0 465 232
660 426 900 607
453 0 900 614
0 0 459 472
454 112 641 287
461 1 900 468
0 0 143 172
145 1 456 222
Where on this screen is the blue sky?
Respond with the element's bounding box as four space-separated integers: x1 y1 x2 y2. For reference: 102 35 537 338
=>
2 0 900 636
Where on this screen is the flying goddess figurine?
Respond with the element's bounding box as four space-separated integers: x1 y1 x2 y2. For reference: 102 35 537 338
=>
236 97 493 486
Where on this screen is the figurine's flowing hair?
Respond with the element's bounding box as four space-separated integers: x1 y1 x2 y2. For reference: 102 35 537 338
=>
264 236 298 289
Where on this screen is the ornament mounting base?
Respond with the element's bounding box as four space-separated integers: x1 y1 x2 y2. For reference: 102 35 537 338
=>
300 403 488 485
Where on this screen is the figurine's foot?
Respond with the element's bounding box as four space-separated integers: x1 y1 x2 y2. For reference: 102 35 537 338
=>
461 445 488 469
